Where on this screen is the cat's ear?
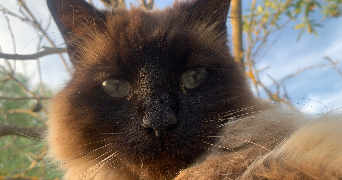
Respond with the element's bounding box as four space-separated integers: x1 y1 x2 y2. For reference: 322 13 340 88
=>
189 0 231 34
46 0 106 64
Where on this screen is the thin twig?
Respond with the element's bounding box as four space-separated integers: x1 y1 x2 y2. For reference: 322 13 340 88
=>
0 122 45 139
17 0 72 74
1 109 45 122
324 56 342 78
3 12 17 74
280 63 336 84
0 4 33 24
0 96 50 101
0 48 67 60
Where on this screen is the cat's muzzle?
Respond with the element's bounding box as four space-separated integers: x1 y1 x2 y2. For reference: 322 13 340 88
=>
141 113 177 137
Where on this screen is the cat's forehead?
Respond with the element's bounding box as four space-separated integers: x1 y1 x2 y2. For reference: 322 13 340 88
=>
78 7 228 72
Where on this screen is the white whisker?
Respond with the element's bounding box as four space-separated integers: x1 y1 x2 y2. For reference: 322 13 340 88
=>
75 151 119 180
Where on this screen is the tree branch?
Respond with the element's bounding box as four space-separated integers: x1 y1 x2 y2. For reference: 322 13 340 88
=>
230 0 244 70
0 96 50 101
280 63 336 84
17 0 72 74
0 5 33 25
0 176 43 180
324 56 342 78
0 48 67 60
0 122 45 139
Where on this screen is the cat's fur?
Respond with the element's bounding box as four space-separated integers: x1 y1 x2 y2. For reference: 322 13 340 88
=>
46 0 342 179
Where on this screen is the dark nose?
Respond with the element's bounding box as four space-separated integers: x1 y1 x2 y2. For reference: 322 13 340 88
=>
137 93 178 137
141 111 177 137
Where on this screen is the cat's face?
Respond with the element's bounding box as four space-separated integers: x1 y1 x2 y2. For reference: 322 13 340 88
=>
47 0 254 179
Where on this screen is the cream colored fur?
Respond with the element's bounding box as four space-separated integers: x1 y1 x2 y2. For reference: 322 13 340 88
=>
175 102 342 179
241 114 342 180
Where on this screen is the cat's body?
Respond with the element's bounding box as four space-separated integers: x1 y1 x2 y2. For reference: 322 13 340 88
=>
46 0 342 179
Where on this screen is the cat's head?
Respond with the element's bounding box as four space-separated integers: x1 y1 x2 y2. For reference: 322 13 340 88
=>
46 0 254 179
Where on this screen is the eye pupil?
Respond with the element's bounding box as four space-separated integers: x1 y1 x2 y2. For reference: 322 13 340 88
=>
102 79 131 98
180 68 208 89
113 80 120 91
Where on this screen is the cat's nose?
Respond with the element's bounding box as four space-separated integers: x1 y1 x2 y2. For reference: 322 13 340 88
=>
137 93 178 137
141 112 177 137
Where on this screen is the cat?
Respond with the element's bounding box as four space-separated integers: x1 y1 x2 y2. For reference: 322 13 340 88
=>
46 0 342 179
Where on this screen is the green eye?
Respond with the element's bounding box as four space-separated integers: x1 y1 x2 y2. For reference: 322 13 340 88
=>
180 68 208 89
102 79 131 98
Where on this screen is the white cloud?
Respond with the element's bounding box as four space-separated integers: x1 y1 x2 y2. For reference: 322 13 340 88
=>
300 90 342 115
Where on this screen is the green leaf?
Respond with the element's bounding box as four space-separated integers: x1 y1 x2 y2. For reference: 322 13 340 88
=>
294 23 305 30
258 5 263 13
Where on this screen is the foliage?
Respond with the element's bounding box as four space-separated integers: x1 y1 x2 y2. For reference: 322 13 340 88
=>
242 0 341 105
0 73 57 179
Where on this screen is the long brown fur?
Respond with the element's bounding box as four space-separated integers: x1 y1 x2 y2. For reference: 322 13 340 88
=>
45 0 342 179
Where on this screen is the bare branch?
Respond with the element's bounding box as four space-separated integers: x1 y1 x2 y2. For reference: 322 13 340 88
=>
0 48 67 60
3 11 17 74
230 0 244 70
324 56 342 78
0 177 43 180
17 0 72 74
3 72 39 97
267 74 280 98
0 5 33 24
280 63 336 84
0 96 50 101
35 18 53 98
0 122 45 139
1 109 45 122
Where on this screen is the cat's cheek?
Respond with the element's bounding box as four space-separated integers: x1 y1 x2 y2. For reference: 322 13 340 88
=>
46 93 88 162
46 90 104 162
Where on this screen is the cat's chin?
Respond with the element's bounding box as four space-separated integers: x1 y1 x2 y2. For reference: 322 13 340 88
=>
121 150 195 180
116 131 209 179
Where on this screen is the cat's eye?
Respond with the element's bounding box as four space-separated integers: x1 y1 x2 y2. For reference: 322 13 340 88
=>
102 79 131 98
180 68 208 89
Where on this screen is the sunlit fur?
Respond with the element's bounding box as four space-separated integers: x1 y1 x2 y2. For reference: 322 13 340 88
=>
240 114 342 180
175 105 342 179
46 0 342 179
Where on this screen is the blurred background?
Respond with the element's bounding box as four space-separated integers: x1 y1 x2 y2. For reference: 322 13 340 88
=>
0 0 341 179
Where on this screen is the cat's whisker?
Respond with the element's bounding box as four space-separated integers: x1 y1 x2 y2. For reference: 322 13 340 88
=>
90 152 127 179
71 149 115 178
229 136 273 152
205 136 224 138
61 143 114 167
94 152 123 177
217 115 257 128
83 136 114 146
99 133 121 135
75 150 119 180
202 104 259 123
87 155 118 180
265 134 282 142
44 166 65 180
43 143 114 180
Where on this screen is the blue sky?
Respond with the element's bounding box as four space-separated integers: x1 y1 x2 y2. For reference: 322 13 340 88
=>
0 0 341 114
